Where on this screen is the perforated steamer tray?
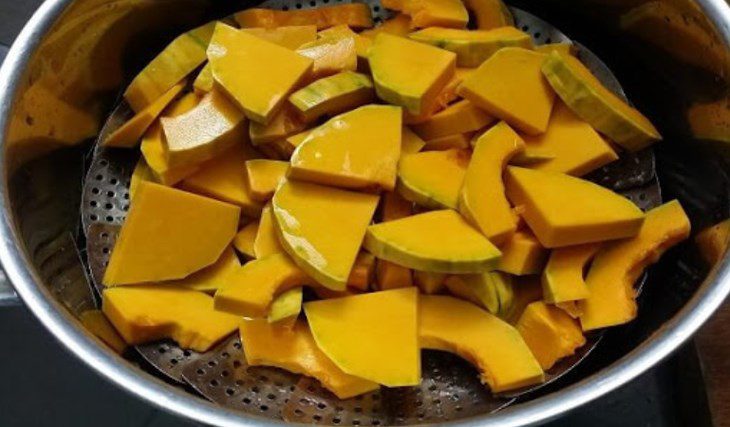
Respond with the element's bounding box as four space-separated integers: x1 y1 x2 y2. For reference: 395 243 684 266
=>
79 4 662 424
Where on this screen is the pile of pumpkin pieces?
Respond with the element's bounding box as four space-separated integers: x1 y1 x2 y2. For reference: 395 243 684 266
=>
81 0 699 399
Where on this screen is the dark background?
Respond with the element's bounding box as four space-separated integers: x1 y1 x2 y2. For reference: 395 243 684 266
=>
0 1 715 426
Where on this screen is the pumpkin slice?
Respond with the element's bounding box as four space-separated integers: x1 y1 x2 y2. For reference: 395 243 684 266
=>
369 33 456 115
233 222 259 258
129 159 154 199
289 105 402 191
245 159 289 202
241 319 379 398
162 89 247 168
249 106 307 146
267 287 303 327
516 301 586 370
103 286 240 352
348 252 376 291
140 92 201 185
234 4 374 30
319 25 372 62
80 310 127 354
289 71 375 123
536 43 575 55
696 219 730 265
305 287 420 386
541 243 601 304
242 25 318 49
462 0 513 29
104 82 185 148
180 143 263 217
542 50 661 151
255 204 285 258
402 67 474 125
167 246 240 292
364 210 502 273
503 276 544 324
104 182 239 285
296 34 358 79
511 145 556 165
423 133 474 151
419 295 544 392
505 167 645 248
687 99 730 144
124 21 215 112
215 253 311 317
272 180 379 290
193 63 214 95
412 99 495 140
580 201 691 331
445 272 514 318
397 148 469 209
460 122 524 246
414 271 447 294
375 191 414 291
497 230 548 276
409 26 533 67
401 127 427 154
207 23 313 124
523 102 618 176
360 14 412 39
459 48 556 135
403 0 469 29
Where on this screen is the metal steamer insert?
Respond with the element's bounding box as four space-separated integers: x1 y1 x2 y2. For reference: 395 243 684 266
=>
80 4 661 423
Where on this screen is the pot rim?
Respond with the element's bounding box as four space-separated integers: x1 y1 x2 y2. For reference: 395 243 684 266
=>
0 1 729 425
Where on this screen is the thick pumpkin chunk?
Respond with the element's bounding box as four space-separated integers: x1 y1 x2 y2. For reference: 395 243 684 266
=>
272 180 379 290
497 230 548 276
102 286 240 352
167 247 240 292
523 102 618 176
289 105 402 191
580 201 691 331
104 82 185 148
369 34 456 115
542 50 661 151
267 287 303 326
401 127 427 154
305 288 420 386
249 106 306 146
412 99 494 140
460 122 525 246
459 48 556 135
319 25 373 61
397 148 469 209
696 219 730 265
124 21 215 112
215 253 311 317
207 23 313 124
162 89 247 169
289 71 375 123
516 301 586 370
541 243 601 304
419 295 544 392
296 34 358 79
234 4 374 30
180 143 263 217
409 26 533 67
103 182 239 285
375 191 415 291
233 222 258 258
241 319 379 398
505 167 645 248
245 159 289 202
242 25 318 49
193 63 214 95
403 0 469 29
80 310 127 354
254 204 285 258
364 210 501 273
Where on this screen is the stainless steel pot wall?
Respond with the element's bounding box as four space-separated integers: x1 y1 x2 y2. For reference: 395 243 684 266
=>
0 0 729 426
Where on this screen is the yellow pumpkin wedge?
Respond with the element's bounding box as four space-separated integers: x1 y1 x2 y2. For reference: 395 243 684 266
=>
516 301 586 370
412 99 494 140
234 4 374 30
348 252 376 291
80 310 127 354
376 191 415 291
305 287 420 387
536 43 575 56
360 13 412 39
318 25 372 63
289 105 402 191
296 34 358 79
124 21 215 112
401 67 473 124
129 159 155 199
459 48 556 135
523 102 618 176
409 26 533 67
397 148 469 209
505 167 645 248
686 98 730 144
461 0 513 30
419 295 544 392
214 253 311 317
542 50 661 151
423 132 474 151
240 319 379 398
460 122 525 246
233 222 259 258
249 106 307 146
193 63 213 95
541 243 601 304
497 230 548 276
180 143 263 217
207 23 313 124
414 271 447 294
162 89 247 169
272 180 379 290
401 127 427 154
696 219 730 265
580 201 691 331
104 82 185 148
403 0 469 29
242 25 318 49
167 246 240 292
254 204 285 259
369 33 456 115
267 287 303 326
103 182 239 285
245 159 289 202
102 286 240 352
511 145 557 165
288 71 375 123
364 210 502 273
